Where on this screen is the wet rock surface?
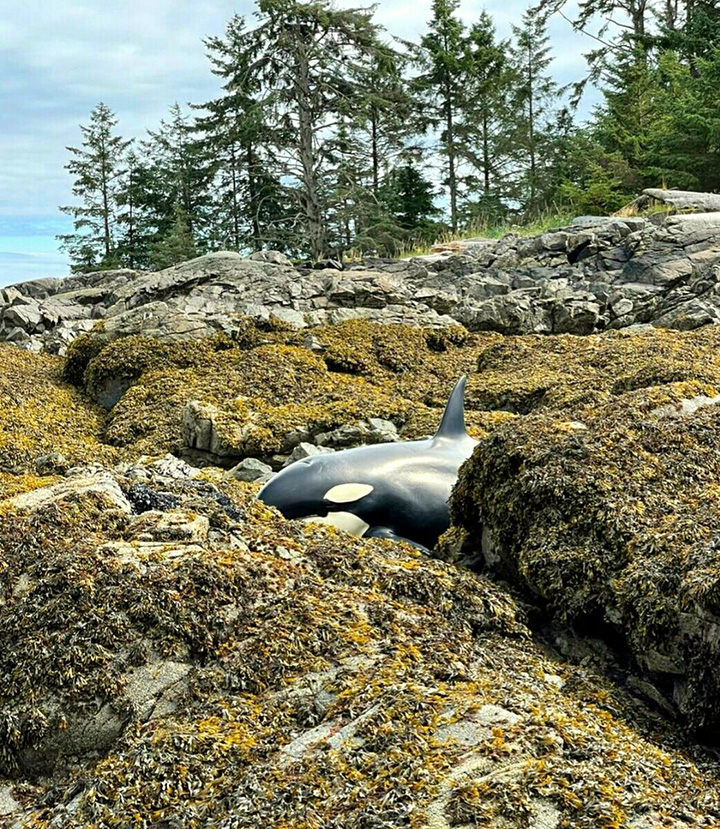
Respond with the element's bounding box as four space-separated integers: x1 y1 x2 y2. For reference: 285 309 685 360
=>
2 460 720 826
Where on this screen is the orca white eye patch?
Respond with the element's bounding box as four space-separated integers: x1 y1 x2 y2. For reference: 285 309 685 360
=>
324 483 374 504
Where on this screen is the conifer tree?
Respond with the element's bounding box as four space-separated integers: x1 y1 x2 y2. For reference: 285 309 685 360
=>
644 47 720 190
459 12 515 226
198 15 292 252
244 0 389 260
411 0 469 233
383 162 441 231
150 202 198 270
325 120 368 256
509 10 562 213
115 150 156 268
58 103 132 271
143 104 215 250
351 50 416 197
354 161 442 256
592 45 658 182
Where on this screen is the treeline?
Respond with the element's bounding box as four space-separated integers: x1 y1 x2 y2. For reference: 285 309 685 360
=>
59 0 720 271
541 0 720 215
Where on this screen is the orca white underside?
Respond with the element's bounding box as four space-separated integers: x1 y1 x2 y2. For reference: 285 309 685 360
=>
302 511 370 536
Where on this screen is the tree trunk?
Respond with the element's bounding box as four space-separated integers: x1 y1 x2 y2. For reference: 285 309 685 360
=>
444 75 458 233
371 106 379 196
127 167 135 269
101 141 111 260
230 142 240 251
294 38 327 261
245 142 262 251
482 109 490 195
527 44 536 213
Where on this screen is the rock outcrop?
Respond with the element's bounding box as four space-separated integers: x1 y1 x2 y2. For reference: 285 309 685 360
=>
450 324 720 737
7 208 720 355
2 459 720 827
625 187 720 214
8 202 720 824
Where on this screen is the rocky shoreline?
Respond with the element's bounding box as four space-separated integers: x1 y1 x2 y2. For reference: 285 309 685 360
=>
6 202 720 358
5 196 720 825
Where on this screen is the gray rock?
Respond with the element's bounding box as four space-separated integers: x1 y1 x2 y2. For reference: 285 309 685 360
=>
653 296 720 329
182 400 246 458
123 660 191 720
611 297 634 317
552 298 603 335
149 453 199 480
2 300 42 331
0 785 20 817
247 250 291 265
228 457 274 482
34 452 68 476
285 443 334 464
280 427 313 453
314 423 370 448
4 471 132 514
6 205 720 350
366 417 398 443
642 188 720 212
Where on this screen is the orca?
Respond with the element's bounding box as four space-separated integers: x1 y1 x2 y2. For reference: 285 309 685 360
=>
257 376 477 551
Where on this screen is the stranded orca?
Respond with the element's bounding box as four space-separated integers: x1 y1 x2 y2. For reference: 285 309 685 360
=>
258 376 477 551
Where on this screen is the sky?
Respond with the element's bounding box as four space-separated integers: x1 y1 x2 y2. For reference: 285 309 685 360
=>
0 0 598 287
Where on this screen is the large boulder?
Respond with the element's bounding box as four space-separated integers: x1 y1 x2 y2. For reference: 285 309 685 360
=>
628 188 720 213
451 323 720 735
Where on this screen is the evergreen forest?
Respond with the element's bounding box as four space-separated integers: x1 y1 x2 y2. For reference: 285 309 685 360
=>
58 0 720 271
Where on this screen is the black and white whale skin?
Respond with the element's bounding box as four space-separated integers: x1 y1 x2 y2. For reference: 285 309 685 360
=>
257 376 477 551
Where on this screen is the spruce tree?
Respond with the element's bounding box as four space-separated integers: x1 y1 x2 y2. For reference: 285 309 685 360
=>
592 44 658 182
644 47 720 190
198 15 292 253
509 10 562 214
383 162 441 230
354 162 442 256
150 202 198 270
411 0 469 233
351 50 416 197
143 104 215 251
245 0 389 260
58 103 132 271
115 150 156 268
459 12 515 226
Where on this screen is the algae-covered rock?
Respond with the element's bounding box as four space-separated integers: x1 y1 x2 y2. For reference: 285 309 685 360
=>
6 313 720 824
62 320 505 462
452 324 720 736
2 467 720 827
0 345 116 499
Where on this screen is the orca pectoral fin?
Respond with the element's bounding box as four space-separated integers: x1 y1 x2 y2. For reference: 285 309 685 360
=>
364 526 431 554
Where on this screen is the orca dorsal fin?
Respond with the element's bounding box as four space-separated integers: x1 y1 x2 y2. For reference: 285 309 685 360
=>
433 375 469 440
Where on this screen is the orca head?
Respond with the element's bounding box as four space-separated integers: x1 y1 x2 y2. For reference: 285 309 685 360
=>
257 451 377 523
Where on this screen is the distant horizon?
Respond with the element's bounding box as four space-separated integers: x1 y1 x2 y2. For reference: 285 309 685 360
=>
0 0 598 288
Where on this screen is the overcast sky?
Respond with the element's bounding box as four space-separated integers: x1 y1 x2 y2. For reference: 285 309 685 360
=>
0 0 597 287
